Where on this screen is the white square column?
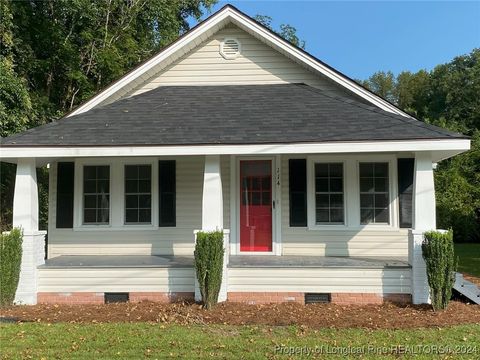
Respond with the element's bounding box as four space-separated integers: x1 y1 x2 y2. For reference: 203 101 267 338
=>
12 158 46 305
409 152 436 304
195 155 228 302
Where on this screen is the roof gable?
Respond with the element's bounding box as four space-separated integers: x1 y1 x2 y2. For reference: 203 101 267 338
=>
67 5 411 118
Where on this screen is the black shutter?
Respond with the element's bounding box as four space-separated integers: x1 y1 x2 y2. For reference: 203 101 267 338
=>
289 159 307 227
159 160 176 227
56 162 75 228
397 158 414 228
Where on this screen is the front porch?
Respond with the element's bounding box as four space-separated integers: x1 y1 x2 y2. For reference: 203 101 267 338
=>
7 150 445 306
36 254 412 305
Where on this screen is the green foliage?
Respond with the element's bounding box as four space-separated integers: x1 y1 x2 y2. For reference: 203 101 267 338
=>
422 230 456 311
0 0 216 229
254 14 305 49
194 230 224 309
361 49 480 242
0 228 23 306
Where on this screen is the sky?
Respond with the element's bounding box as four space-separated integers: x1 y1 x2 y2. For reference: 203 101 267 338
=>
191 1 480 80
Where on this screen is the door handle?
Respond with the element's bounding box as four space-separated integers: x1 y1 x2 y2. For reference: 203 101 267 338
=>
272 200 275 209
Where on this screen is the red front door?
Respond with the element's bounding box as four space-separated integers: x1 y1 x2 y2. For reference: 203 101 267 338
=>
240 160 272 252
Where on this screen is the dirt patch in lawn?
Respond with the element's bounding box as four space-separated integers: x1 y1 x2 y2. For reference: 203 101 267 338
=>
463 273 480 286
1 300 479 329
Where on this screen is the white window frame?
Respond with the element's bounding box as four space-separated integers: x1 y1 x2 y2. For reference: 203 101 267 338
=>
306 154 399 231
73 157 159 231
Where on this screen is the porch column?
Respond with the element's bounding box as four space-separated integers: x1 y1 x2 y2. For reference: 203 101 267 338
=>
12 158 46 305
409 152 436 304
195 155 228 302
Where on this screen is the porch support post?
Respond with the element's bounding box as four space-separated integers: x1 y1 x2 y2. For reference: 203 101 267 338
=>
196 155 228 302
12 158 46 305
409 152 436 304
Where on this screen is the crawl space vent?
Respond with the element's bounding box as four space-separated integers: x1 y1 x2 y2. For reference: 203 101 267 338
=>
305 293 331 304
220 38 241 59
105 293 129 303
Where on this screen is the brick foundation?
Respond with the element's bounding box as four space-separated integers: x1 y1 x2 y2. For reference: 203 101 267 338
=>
37 292 195 304
228 292 411 305
37 292 104 304
129 292 194 303
228 292 304 304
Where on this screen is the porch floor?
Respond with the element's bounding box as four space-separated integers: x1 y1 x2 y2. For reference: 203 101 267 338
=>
228 255 410 269
40 255 194 268
40 255 410 269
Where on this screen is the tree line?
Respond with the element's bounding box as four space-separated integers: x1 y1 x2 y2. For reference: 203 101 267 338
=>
0 1 478 242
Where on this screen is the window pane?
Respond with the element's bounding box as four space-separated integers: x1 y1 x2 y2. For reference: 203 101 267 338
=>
84 180 96 193
374 163 388 177
329 164 343 177
360 163 374 177
124 165 152 224
330 194 344 208
315 178 329 192
125 180 138 193
84 209 96 223
138 180 150 193
125 209 138 223
125 166 138 179
251 178 261 190
262 191 270 205
316 194 329 208
314 163 344 224
84 166 97 180
374 194 389 208
98 208 109 223
83 165 110 225
375 208 389 223
360 178 374 192
138 195 151 208
361 208 374 224
138 165 151 179
315 163 329 177
252 192 261 205
138 209 151 223
330 208 344 223
374 177 388 192
125 195 138 208
360 194 374 208
84 195 96 208
359 162 389 224
316 209 329 223
329 178 343 192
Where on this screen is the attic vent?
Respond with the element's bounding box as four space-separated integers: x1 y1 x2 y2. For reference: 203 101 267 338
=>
220 38 241 59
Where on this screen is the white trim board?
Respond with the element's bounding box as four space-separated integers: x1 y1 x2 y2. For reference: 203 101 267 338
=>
66 5 411 117
0 139 471 164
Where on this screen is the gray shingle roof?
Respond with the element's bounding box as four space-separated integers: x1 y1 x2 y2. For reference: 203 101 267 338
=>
1 84 466 147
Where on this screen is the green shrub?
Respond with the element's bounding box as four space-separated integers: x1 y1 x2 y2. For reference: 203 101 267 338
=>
0 228 23 306
422 230 457 311
194 230 224 309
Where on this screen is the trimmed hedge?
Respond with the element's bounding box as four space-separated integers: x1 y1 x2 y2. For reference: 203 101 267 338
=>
194 230 224 309
0 228 23 306
422 230 457 311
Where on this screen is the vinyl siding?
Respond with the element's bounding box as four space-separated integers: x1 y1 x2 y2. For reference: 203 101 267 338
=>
280 155 409 257
48 156 232 257
126 24 347 98
38 268 194 293
228 268 411 294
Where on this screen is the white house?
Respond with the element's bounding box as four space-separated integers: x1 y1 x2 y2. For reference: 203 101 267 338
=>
1 5 470 306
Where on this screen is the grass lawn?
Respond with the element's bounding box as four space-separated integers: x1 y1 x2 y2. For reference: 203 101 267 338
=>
1 323 479 359
455 243 480 277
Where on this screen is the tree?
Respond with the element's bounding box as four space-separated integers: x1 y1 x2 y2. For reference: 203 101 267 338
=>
360 49 480 242
254 14 305 49
0 0 216 229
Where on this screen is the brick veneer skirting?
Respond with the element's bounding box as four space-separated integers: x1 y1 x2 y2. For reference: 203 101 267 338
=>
228 292 411 305
37 292 195 304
